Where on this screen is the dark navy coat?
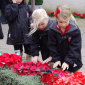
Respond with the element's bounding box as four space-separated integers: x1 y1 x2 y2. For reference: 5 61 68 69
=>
5 1 32 45
31 18 54 60
48 20 82 72
0 0 10 14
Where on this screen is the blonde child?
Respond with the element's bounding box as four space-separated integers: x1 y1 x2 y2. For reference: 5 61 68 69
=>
5 0 33 60
30 8 54 65
48 4 82 72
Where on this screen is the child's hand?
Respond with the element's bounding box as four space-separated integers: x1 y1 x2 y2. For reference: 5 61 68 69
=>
32 56 39 64
30 23 33 28
12 0 16 3
53 61 61 68
61 62 69 71
42 56 52 64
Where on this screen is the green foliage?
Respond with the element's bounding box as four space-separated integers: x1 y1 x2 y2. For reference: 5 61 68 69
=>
28 0 43 5
74 15 81 19
0 68 46 85
44 9 52 13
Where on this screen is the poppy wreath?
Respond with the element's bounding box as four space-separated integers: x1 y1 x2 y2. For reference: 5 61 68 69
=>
53 72 85 85
41 69 85 85
12 61 51 75
0 53 22 69
0 53 85 85
41 69 70 85
0 53 51 75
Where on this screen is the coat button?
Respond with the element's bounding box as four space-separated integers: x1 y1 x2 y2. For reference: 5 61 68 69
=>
64 36 66 39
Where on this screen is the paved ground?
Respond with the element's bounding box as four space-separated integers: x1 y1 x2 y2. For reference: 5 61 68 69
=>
0 18 85 72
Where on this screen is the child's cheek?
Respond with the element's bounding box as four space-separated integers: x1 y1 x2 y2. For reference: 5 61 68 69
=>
44 23 48 28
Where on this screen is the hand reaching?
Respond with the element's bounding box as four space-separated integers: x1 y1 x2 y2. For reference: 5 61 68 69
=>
42 56 52 64
32 56 39 64
61 62 69 71
53 61 61 68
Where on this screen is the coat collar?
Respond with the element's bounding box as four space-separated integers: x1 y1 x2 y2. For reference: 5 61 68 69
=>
52 19 78 35
56 23 70 35
44 17 54 31
18 0 25 8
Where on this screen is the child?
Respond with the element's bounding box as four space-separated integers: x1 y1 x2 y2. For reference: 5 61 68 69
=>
5 0 33 60
30 8 54 64
48 4 83 72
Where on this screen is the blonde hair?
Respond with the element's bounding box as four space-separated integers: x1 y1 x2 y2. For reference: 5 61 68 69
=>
28 8 48 36
55 4 77 24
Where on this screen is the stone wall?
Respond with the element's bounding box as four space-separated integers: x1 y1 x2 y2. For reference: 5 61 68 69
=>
43 0 85 13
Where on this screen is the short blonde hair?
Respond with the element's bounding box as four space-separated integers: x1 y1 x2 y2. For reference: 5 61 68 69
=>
29 8 48 36
32 8 48 28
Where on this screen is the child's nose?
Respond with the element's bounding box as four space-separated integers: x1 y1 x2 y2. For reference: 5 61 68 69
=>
62 23 65 26
40 25 43 28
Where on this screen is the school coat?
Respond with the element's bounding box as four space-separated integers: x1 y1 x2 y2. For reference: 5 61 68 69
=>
5 1 32 45
0 0 10 14
31 18 54 60
48 20 82 72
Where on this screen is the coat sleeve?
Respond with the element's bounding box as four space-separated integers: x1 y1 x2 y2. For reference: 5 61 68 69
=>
5 3 18 22
31 30 40 57
48 29 61 62
64 28 82 66
28 5 33 17
27 5 33 24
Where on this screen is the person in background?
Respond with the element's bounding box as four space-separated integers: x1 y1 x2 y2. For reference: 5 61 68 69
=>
5 0 33 61
0 0 10 24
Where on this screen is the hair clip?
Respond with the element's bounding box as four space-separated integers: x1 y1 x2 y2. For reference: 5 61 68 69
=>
54 8 60 17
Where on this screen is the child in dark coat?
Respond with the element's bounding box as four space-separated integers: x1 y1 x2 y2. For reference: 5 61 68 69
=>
5 0 33 60
30 9 54 64
48 4 83 72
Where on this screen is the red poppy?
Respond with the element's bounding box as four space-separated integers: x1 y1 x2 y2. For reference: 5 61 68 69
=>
53 72 85 85
51 11 54 14
81 13 85 18
47 12 49 15
1 53 9 58
73 12 81 16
